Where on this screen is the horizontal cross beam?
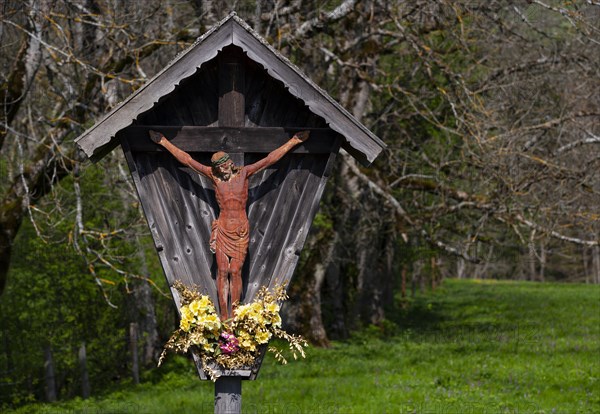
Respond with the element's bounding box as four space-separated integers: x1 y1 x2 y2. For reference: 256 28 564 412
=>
120 126 340 153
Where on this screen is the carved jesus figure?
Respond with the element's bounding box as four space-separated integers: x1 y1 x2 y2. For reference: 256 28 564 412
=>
149 130 310 321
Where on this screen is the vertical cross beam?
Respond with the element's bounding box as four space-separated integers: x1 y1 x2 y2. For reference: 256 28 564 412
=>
215 46 245 413
218 47 245 166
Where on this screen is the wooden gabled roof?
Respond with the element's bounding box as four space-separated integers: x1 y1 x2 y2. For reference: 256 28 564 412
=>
75 12 385 165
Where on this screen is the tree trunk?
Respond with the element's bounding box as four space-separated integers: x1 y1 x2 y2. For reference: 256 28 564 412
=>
285 231 333 347
129 323 140 385
430 257 437 290
134 274 161 365
43 344 57 402
302 257 330 346
529 232 537 281
456 257 465 279
539 241 546 282
78 342 90 399
130 243 161 366
324 251 349 338
354 219 396 325
117 163 161 365
583 247 590 284
593 246 600 285
0 0 44 149
0 0 46 294
400 265 407 308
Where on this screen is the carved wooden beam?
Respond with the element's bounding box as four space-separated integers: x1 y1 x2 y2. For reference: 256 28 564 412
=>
120 126 339 153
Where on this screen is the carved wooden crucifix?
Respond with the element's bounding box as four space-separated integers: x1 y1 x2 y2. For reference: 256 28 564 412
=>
148 127 309 321
145 48 312 321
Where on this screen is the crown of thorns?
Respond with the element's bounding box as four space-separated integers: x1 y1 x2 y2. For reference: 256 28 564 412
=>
211 153 230 167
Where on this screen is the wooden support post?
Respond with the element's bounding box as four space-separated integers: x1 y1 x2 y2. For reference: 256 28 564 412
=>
215 377 242 414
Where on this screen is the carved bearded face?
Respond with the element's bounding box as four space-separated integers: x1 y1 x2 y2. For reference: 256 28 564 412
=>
211 151 236 180
215 159 235 180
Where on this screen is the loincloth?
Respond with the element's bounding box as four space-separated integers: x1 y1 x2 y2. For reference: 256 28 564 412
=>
210 219 249 261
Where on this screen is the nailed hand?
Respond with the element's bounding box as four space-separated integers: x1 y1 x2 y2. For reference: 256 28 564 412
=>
149 130 165 144
294 130 310 142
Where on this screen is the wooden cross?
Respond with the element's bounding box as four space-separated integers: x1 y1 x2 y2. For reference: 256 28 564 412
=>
119 47 339 414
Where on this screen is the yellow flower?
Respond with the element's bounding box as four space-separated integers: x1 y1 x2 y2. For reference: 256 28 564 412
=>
203 314 221 331
164 283 306 367
198 295 212 309
180 318 191 332
238 331 250 341
189 300 203 316
249 312 265 326
180 305 193 321
187 296 217 319
190 332 207 346
271 313 282 328
179 305 194 331
234 303 252 319
251 302 263 313
266 302 279 313
240 337 256 352
255 329 271 344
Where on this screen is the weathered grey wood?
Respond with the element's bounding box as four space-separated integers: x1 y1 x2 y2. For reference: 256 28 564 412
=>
245 148 340 301
244 61 269 127
245 156 301 299
123 126 337 153
120 134 218 310
219 47 245 127
74 13 385 165
269 142 341 291
136 58 219 126
193 356 254 380
135 154 218 295
215 377 242 414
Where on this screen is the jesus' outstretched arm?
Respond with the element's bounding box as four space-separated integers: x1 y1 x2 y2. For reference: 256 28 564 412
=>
244 131 310 177
149 130 212 178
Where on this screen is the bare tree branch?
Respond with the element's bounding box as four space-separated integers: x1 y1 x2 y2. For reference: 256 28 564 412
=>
556 132 600 154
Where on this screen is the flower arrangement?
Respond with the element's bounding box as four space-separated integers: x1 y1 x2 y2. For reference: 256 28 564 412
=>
158 281 307 380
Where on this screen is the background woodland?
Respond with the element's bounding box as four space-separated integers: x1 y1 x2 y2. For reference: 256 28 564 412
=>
0 0 598 406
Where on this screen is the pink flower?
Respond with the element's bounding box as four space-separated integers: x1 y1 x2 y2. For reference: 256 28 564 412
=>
219 332 240 354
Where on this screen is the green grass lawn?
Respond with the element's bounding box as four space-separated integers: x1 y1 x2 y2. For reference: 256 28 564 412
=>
8 279 600 413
